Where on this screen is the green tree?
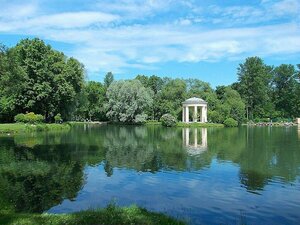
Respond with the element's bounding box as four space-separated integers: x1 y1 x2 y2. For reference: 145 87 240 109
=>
237 57 274 120
135 75 164 120
106 80 153 123
85 81 106 121
104 72 114 88
156 79 186 119
0 38 84 122
216 86 245 123
272 64 298 117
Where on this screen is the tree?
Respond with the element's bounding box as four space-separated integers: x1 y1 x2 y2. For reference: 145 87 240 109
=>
0 38 84 122
85 81 106 121
104 72 114 88
156 79 186 119
106 80 153 123
135 75 164 120
272 64 298 117
216 86 245 123
237 57 274 120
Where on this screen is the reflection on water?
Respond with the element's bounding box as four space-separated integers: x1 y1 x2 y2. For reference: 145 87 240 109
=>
182 128 207 155
0 125 300 225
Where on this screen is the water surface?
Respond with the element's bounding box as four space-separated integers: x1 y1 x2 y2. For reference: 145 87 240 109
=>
0 125 300 225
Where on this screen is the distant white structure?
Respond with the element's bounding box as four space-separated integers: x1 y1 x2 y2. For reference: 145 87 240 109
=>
295 118 300 124
182 97 207 123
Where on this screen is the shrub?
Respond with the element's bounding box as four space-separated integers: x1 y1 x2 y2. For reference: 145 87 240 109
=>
160 114 177 127
54 113 62 123
14 113 25 123
14 112 44 124
134 114 147 124
224 118 238 127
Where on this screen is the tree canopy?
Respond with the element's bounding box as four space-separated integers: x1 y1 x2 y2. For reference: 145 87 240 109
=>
0 38 299 124
106 80 153 123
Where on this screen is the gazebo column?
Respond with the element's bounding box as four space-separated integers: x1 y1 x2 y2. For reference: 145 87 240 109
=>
204 106 207 122
194 106 197 122
185 106 189 123
182 107 185 122
201 106 205 123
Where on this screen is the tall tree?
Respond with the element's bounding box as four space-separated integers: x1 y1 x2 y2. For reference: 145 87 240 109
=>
106 80 153 123
237 57 273 119
104 72 114 88
85 81 106 121
216 86 245 123
272 64 298 117
156 79 186 119
0 38 84 121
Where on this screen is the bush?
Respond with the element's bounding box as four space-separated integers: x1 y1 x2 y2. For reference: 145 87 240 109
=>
54 113 62 123
14 113 25 123
160 114 177 127
223 118 238 127
134 114 147 124
14 112 44 124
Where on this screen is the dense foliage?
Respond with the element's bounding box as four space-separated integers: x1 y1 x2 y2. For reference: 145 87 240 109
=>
14 112 44 124
223 118 238 127
0 39 84 122
160 114 177 127
1 39 299 124
106 80 153 123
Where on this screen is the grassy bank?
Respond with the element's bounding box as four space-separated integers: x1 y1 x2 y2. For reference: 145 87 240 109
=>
0 205 185 225
176 122 224 128
146 121 224 128
0 123 71 134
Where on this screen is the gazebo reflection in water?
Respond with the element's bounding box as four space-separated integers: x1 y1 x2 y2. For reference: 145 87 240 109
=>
182 128 208 155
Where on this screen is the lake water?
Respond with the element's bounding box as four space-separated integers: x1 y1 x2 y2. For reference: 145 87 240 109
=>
0 124 300 225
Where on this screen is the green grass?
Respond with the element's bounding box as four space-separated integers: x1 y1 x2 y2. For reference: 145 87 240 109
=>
176 122 224 128
145 120 162 125
146 120 224 127
0 205 186 225
0 123 71 134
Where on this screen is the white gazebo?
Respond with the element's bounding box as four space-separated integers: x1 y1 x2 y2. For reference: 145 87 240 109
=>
182 97 207 123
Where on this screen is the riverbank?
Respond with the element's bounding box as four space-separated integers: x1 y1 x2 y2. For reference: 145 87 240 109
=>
146 121 224 128
0 205 185 225
245 122 298 127
0 123 71 134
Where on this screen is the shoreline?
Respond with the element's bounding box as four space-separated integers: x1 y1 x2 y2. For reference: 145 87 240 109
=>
0 123 71 134
0 205 185 225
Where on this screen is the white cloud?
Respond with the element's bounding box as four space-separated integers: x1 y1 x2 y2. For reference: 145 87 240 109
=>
0 1 38 19
21 23 298 73
95 0 183 18
271 0 300 15
0 11 119 31
0 0 299 75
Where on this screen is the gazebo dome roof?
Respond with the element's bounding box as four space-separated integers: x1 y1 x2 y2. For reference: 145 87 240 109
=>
182 97 207 105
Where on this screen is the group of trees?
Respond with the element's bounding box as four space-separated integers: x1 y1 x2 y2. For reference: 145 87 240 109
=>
235 57 300 120
0 38 85 122
1 38 299 124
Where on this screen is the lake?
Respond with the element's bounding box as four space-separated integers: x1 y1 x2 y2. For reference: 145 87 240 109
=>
0 124 300 225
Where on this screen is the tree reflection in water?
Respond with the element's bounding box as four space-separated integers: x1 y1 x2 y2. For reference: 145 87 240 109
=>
0 125 300 214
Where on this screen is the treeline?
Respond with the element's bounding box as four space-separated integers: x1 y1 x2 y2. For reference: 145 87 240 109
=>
0 38 299 124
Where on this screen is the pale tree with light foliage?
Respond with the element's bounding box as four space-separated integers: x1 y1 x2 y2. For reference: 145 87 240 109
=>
106 80 153 123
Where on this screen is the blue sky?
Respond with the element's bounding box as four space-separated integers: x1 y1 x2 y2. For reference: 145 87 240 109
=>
0 0 299 87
